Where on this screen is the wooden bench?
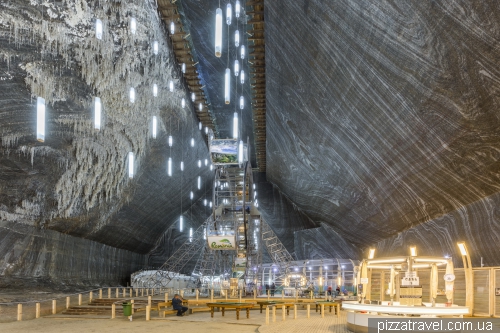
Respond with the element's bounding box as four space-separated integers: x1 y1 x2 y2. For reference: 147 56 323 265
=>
206 302 255 320
156 301 178 317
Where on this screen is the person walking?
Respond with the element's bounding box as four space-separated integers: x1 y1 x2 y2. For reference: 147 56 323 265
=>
172 294 188 316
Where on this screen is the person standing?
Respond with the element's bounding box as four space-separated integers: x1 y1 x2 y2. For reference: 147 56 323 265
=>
172 294 188 316
271 283 276 297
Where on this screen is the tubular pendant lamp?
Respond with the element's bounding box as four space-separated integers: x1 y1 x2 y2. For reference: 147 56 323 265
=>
199 103 203 111
153 84 158 97
169 80 174 92
190 191 193 200
224 68 231 104
152 116 157 138
191 92 195 102
128 152 134 178
36 97 45 142
191 138 195 147
168 135 173 147
198 160 201 168
241 45 245 59
153 41 158 54
181 98 185 108
170 21 175 35
129 87 135 103
168 157 172 176
96 19 103 40
233 112 238 139
179 215 183 232
94 97 101 130
240 70 245 84
234 60 239 76
180 161 184 171
197 176 201 189
235 0 241 18
199 121 202 130
235 29 240 47
181 63 186 73
215 8 222 57
238 140 243 163
240 96 244 109
226 3 232 25
130 17 137 34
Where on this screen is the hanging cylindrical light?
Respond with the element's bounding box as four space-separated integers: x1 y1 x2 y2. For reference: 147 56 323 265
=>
233 112 238 139
238 140 244 163
240 70 245 84
153 84 158 97
198 160 201 168
152 116 157 139
191 92 195 102
215 8 223 57
130 17 137 34
153 41 158 55
179 215 183 232
235 29 240 47
189 227 193 242
36 97 45 142
203 199 207 206
205 127 209 134
129 87 135 103
199 122 202 130
240 96 244 110
235 0 241 18
191 138 195 147
96 19 103 40
170 21 175 35
204 159 208 166
190 191 193 200
168 135 173 147
210 164 213 171
181 63 186 73
226 3 232 25
94 97 101 130
241 45 245 59
181 98 185 108
128 152 134 179
197 176 201 189
224 68 231 104
180 161 184 171
169 80 174 92
234 60 239 76
168 157 172 176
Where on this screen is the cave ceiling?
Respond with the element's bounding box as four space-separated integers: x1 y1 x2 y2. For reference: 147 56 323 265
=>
1 0 500 266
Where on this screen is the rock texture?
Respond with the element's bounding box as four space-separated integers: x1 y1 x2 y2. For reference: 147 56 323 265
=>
265 0 500 264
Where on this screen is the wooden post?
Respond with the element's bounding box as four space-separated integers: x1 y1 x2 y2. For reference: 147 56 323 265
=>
111 303 116 319
254 288 257 300
225 290 228 300
148 295 152 306
146 289 149 296
211 289 214 301
272 306 276 322
99 289 102 299
293 304 297 319
116 288 119 298
136 288 139 297
295 290 298 302
129 288 132 297
123 288 126 297
165 292 169 302
321 304 325 318
66 296 70 309
78 294 82 305
239 289 242 302
307 304 310 318
281 290 284 300
141 289 144 297
17 304 22 321
89 291 93 303
52 300 56 315
196 289 199 301
108 288 111 298
265 306 270 325
310 291 313 300
337 303 340 318
267 289 270 300
146 305 151 321
180 290 184 298
36 303 40 319
282 305 286 321
131 299 134 315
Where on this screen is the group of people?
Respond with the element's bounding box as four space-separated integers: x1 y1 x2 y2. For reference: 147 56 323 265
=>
263 283 276 296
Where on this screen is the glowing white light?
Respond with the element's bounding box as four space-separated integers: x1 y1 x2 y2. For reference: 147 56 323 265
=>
410 246 417 257
170 21 175 34
253 184 255 190
168 135 173 147
203 199 207 206
199 122 202 130
458 242 467 256
128 152 134 178
189 227 193 242
96 19 103 40
94 97 101 130
179 215 183 232
197 176 201 189
215 8 222 57
234 60 239 76
203 227 206 240
238 140 243 163
241 45 245 59
168 157 172 176
129 87 135 103
36 97 45 142
191 138 195 147
181 63 186 74
225 68 231 104
233 112 238 139
226 3 232 25
169 80 174 92
235 29 240 47
204 159 208 166
190 191 193 200
235 0 241 18
199 103 203 111
153 84 158 97
209 201 212 208
130 17 137 34
180 161 184 171
152 116 157 139
368 248 376 259
240 70 245 84
240 96 244 109
153 41 158 54
198 160 201 168
210 164 213 171
205 127 209 134
191 92 195 102
181 98 185 108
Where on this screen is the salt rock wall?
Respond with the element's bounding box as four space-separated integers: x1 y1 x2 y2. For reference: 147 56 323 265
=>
0 0 213 285
265 0 500 261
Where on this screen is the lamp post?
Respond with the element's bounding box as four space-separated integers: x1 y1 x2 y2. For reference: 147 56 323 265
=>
457 242 473 314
